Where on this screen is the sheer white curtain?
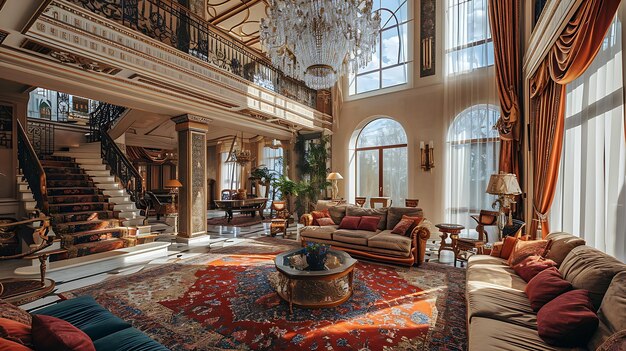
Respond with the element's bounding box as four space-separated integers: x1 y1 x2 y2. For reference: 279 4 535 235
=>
220 152 240 192
550 18 626 261
444 0 498 231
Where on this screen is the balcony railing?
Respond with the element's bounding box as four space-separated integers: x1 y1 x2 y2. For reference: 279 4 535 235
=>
68 0 318 108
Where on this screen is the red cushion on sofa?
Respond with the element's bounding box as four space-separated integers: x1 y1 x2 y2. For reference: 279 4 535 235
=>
338 216 361 230
357 216 381 232
499 236 517 259
525 267 573 311
513 255 557 282
311 209 331 226
316 217 335 226
537 289 599 347
391 218 414 235
0 338 32 351
402 215 424 236
31 315 95 351
0 317 31 346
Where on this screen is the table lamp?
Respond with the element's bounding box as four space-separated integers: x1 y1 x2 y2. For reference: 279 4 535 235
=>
327 172 343 200
164 179 182 208
486 173 522 230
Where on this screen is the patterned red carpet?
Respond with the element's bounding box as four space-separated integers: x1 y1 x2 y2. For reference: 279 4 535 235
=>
59 238 467 350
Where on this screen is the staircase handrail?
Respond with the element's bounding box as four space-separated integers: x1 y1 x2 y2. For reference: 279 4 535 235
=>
90 103 144 204
16 119 49 213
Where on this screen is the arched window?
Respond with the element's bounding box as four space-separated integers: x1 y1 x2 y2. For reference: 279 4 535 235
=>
446 105 500 227
348 0 411 95
355 118 408 206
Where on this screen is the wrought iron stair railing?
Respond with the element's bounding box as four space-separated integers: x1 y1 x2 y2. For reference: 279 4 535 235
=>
89 103 143 203
16 119 49 214
68 0 317 108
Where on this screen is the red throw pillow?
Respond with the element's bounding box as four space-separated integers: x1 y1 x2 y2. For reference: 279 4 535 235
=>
525 267 573 311
316 217 335 226
311 210 331 226
391 218 414 236
0 338 32 351
508 239 550 267
537 289 599 347
402 215 424 236
357 216 381 232
31 315 95 351
499 236 518 259
0 300 31 326
338 216 361 230
513 255 558 282
0 318 31 347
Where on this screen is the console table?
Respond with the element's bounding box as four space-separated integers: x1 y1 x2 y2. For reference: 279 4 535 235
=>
214 198 267 222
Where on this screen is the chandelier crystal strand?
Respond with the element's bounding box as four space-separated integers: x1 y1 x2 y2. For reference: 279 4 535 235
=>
260 0 380 89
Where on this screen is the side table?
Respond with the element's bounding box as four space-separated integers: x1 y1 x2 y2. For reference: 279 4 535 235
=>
270 219 288 237
456 238 485 267
435 223 465 267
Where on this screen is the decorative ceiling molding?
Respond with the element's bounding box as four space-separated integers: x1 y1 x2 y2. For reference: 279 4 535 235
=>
523 0 583 78
20 0 53 34
204 0 268 51
20 38 122 75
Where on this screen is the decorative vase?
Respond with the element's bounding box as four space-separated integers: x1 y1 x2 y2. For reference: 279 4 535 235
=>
306 252 328 270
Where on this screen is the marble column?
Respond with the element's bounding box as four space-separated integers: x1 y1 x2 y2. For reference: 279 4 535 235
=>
171 114 211 240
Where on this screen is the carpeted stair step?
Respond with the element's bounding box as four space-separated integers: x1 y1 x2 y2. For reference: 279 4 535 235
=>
47 179 96 188
42 166 84 175
40 160 76 167
46 173 91 181
50 238 128 261
47 187 101 196
40 155 73 162
50 210 117 224
48 202 113 214
48 194 106 204
54 219 122 235
61 227 129 246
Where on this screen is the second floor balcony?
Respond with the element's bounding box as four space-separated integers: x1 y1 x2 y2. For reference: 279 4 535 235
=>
69 0 317 109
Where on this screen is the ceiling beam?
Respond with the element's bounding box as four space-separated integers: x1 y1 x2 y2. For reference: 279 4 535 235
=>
210 0 263 25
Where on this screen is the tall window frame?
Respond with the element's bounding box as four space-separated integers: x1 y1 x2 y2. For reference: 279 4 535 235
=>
348 0 412 96
354 118 408 206
446 104 500 228
445 0 495 75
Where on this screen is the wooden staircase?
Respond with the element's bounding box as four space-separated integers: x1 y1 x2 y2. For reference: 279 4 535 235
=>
40 155 134 261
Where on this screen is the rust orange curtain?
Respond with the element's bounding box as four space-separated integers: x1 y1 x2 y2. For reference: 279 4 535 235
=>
529 0 621 238
488 0 523 218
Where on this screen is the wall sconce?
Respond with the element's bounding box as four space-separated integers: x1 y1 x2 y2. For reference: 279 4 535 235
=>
420 140 435 171
421 37 433 70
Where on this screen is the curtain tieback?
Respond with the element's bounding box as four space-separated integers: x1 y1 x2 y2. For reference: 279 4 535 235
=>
533 206 549 221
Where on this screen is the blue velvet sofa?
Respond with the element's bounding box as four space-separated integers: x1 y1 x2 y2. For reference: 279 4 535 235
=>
34 295 169 351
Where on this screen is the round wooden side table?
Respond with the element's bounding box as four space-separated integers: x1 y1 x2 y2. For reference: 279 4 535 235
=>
435 223 465 267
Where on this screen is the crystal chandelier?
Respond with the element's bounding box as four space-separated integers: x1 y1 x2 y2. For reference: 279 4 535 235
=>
260 0 380 90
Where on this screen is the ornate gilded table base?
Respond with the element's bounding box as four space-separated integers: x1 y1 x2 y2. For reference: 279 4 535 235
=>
275 270 354 313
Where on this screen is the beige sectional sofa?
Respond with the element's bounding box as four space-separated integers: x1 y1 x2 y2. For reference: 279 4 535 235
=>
299 204 432 266
466 232 626 351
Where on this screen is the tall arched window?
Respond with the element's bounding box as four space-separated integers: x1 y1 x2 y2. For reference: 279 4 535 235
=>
355 118 408 206
446 105 500 227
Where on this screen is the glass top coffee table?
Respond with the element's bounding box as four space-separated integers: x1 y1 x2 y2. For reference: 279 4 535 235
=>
274 248 357 313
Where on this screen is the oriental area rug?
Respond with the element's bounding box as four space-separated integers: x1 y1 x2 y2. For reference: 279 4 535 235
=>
59 237 467 351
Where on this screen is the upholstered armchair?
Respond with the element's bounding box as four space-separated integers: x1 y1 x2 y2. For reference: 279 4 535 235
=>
146 191 176 220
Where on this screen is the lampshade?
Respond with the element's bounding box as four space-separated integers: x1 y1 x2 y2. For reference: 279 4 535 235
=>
486 173 522 195
327 172 344 180
164 179 183 188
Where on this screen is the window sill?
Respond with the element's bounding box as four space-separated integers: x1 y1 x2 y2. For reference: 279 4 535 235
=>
344 83 412 102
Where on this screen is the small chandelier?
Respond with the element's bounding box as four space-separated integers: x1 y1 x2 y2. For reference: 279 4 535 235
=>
260 0 380 90
226 132 255 166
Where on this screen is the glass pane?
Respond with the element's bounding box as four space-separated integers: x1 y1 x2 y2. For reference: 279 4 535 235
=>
381 24 407 68
383 147 408 206
357 118 407 147
357 150 380 198
448 105 500 142
382 64 407 88
356 72 380 94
